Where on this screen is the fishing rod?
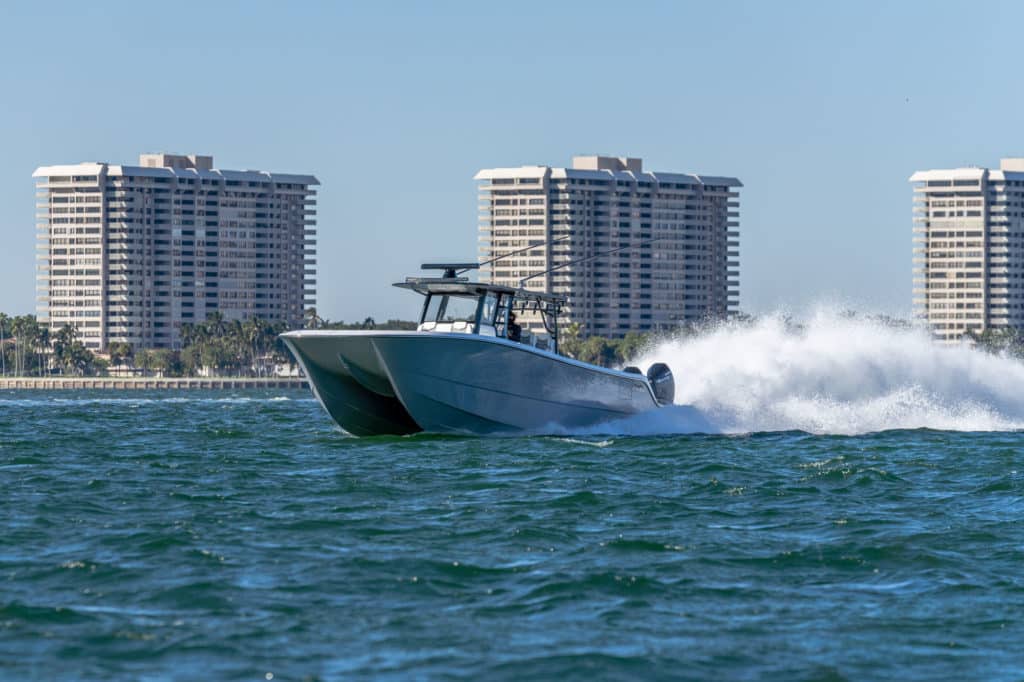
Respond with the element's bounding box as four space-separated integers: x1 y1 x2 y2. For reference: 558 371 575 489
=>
457 235 571 275
518 237 661 287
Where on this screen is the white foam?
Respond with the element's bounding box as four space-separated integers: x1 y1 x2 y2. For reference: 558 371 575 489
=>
555 438 617 448
613 308 1024 435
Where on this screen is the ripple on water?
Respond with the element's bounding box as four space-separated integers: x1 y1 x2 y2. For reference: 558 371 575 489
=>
1 390 1023 679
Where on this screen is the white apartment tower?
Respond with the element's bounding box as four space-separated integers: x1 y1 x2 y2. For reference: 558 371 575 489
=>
475 156 741 338
33 153 318 351
910 158 1024 343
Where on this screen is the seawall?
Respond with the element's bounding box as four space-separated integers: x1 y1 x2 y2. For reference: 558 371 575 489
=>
0 377 308 390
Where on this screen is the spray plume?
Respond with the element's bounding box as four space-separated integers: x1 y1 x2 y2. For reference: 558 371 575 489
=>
594 309 1024 436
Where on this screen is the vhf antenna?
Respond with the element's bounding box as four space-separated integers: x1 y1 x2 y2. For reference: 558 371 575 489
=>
458 235 572 275
519 238 661 288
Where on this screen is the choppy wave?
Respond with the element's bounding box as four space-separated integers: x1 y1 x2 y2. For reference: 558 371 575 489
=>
615 309 1024 435
2 372 1023 679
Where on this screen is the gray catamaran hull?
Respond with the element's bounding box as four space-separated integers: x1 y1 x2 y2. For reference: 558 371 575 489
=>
282 331 659 436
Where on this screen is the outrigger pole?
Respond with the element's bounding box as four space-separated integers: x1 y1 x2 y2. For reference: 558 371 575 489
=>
517 237 661 356
423 236 573 279
457 235 572 275
518 237 661 287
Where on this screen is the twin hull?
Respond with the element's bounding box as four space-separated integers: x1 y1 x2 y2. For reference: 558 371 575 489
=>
282 331 660 436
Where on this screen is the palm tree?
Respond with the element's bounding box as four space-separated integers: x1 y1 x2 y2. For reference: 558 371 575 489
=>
36 325 49 376
179 322 196 349
205 311 228 338
559 322 582 359
303 307 323 330
149 349 179 377
0 312 7 376
108 341 134 370
135 349 156 376
9 315 43 376
51 324 76 375
578 335 620 368
50 323 101 376
67 342 93 376
226 319 245 374
200 339 233 376
617 331 647 364
270 321 292 369
241 318 259 375
9 316 23 375
242 317 275 376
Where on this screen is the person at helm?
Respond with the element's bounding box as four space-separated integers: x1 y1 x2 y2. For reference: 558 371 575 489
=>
507 312 522 343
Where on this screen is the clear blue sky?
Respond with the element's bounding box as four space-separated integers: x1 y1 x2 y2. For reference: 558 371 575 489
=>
1 1 1020 321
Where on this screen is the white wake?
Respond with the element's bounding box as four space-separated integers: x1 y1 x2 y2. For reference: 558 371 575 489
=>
617 309 1024 435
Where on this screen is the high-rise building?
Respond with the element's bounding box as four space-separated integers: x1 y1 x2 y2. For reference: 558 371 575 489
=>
475 155 741 338
33 153 317 351
910 158 1024 343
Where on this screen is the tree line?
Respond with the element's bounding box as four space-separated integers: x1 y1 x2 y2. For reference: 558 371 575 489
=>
0 309 428 378
0 313 298 378
0 314 101 376
558 324 651 367
128 313 295 376
301 308 417 331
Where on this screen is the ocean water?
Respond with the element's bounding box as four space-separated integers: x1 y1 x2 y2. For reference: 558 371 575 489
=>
3 315 1024 680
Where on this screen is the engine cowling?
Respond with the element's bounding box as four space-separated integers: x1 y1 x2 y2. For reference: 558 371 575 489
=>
646 362 675 406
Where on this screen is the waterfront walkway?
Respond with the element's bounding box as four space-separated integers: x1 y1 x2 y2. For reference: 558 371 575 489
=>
0 377 308 390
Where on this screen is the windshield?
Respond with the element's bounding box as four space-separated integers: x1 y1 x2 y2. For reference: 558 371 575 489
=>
430 295 478 324
423 295 443 323
479 293 499 326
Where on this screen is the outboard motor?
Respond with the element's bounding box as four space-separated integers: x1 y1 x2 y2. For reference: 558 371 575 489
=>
646 363 675 406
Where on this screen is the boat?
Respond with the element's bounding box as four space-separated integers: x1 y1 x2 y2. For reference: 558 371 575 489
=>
281 262 675 436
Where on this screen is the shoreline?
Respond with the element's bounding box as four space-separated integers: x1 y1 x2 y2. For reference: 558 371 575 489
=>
0 377 308 390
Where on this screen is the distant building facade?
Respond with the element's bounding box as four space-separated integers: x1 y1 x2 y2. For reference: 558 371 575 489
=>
33 153 317 351
910 158 1024 342
475 156 741 338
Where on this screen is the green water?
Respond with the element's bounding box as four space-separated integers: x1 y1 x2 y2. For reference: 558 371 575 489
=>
1 391 1022 680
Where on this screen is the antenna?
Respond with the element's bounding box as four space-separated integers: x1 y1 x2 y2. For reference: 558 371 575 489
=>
519 238 661 287
421 236 575 279
459 235 571 275
420 263 479 279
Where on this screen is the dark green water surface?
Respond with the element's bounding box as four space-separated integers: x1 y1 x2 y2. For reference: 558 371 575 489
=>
1 391 1023 680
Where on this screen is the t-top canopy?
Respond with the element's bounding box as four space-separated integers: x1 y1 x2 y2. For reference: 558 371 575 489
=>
392 278 565 305
393 262 566 305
